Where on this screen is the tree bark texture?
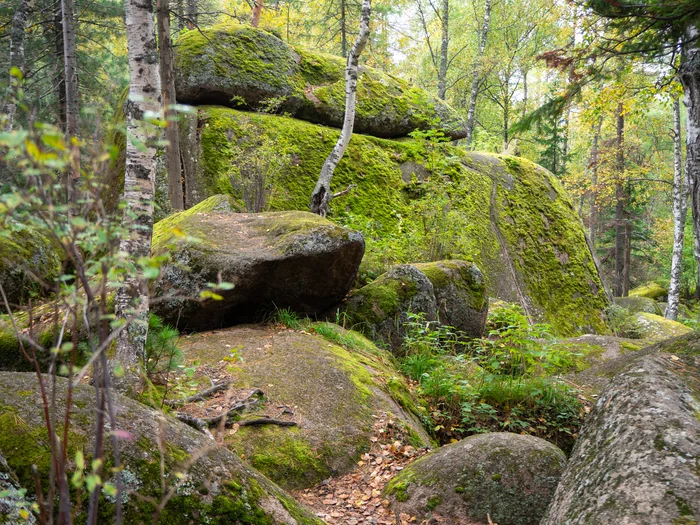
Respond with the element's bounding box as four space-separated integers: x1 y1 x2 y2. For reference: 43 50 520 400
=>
251 0 263 27
310 0 370 217
464 0 491 148
588 116 602 246
53 4 67 132
157 0 184 210
61 0 80 193
115 0 162 391
680 25 700 303
340 0 347 58
436 0 448 100
186 0 197 28
614 101 628 297
666 98 687 320
3 0 29 132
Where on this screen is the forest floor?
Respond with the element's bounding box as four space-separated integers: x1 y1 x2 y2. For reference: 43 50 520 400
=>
292 414 481 525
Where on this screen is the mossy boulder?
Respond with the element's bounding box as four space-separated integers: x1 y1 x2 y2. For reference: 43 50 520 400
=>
0 450 34 524
385 432 566 524
413 260 488 338
343 264 438 351
168 107 609 336
151 196 365 331
656 301 693 319
629 282 667 300
173 23 466 139
0 372 323 524
634 312 692 341
176 323 431 490
542 335 700 524
0 226 60 307
613 295 661 315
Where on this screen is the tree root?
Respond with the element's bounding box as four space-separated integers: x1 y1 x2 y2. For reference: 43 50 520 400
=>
164 381 232 407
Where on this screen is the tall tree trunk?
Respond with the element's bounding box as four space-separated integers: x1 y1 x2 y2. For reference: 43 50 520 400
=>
436 0 449 100
340 0 347 58
157 0 184 211
588 116 603 246
114 0 162 392
186 0 196 28
680 26 700 303
464 0 491 147
251 0 263 27
176 0 184 31
522 69 528 117
53 3 67 132
310 0 370 217
61 0 80 195
614 101 628 297
3 0 30 132
666 97 687 320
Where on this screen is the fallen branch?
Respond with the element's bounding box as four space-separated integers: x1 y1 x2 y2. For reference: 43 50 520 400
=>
238 418 296 427
331 183 357 200
164 381 232 407
176 388 265 431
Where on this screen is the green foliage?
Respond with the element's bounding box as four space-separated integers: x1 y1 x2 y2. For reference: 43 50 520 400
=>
272 307 303 330
396 311 585 452
143 314 182 381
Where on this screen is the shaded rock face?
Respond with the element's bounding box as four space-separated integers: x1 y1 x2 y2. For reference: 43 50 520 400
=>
174 23 467 140
385 432 566 525
543 335 700 525
178 323 431 490
613 295 661 315
414 260 488 338
0 372 323 524
344 261 487 351
1 450 35 524
344 264 438 352
0 227 60 307
151 196 365 331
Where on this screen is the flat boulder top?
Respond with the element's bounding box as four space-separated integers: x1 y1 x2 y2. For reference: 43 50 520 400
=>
173 22 466 139
0 372 323 524
177 323 430 489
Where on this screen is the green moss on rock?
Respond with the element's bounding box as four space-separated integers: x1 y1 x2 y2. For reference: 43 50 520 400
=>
629 282 667 300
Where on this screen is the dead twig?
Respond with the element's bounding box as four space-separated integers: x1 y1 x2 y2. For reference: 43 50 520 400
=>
163 381 232 407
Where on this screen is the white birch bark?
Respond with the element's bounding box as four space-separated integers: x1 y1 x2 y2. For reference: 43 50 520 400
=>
310 0 370 217
3 0 29 133
666 97 687 320
114 0 162 391
680 25 700 303
464 0 491 148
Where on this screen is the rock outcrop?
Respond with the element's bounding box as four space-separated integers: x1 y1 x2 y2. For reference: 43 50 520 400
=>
635 312 692 340
0 450 34 524
173 23 466 140
343 261 487 350
176 323 431 489
613 295 661 315
0 372 323 524
169 107 609 335
542 334 700 524
628 281 667 300
385 432 566 524
151 196 365 331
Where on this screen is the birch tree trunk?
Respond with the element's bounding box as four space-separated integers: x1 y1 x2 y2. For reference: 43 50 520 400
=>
251 0 263 27
3 0 29 132
666 97 687 320
680 26 700 303
436 0 449 100
114 0 162 392
310 0 370 217
464 0 491 148
588 116 603 246
157 0 184 210
61 0 80 196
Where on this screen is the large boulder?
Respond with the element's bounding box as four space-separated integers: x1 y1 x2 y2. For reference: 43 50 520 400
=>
613 295 661 315
542 334 700 524
414 260 488 337
343 264 438 351
385 432 566 524
0 372 323 524
343 261 488 350
0 226 60 307
176 323 431 489
629 281 667 300
1 450 35 524
173 23 466 140
151 195 365 331
634 312 692 341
